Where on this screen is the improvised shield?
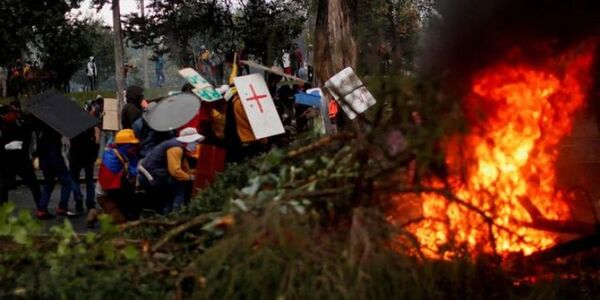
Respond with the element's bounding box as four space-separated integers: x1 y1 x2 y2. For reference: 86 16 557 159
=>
24 90 100 138
143 93 201 132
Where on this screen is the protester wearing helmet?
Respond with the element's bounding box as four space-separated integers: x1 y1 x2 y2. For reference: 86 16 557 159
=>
94 129 141 225
139 127 204 212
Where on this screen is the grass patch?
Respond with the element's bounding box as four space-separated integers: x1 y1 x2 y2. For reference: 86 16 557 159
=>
1 87 176 107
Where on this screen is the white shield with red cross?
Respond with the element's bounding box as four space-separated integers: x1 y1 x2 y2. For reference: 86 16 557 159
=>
234 74 285 139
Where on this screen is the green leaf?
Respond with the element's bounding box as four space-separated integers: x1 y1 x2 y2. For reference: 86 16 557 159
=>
122 245 139 261
12 226 28 244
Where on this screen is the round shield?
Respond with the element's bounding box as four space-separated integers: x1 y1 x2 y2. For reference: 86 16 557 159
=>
143 93 201 132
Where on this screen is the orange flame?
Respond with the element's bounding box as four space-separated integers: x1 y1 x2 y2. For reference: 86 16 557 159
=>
396 43 595 259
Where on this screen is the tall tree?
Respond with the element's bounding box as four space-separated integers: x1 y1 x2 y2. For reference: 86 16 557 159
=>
112 0 126 103
140 0 149 88
93 0 126 102
314 0 358 84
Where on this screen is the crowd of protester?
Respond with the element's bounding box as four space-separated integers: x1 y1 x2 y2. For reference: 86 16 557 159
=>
0 59 70 99
0 60 337 228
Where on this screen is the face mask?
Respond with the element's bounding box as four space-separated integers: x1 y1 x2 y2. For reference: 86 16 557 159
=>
2 112 17 123
186 142 198 152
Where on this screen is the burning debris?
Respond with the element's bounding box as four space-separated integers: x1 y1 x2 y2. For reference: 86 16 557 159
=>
396 43 597 259
390 0 600 260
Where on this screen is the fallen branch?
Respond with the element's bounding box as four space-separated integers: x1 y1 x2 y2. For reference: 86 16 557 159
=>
286 133 354 159
525 229 600 264
520 219 596 235
151 213 219 253
517 196 543 220
118 219 185 231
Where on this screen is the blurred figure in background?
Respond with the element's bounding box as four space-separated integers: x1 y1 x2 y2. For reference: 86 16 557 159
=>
0 65 7 98
154 54 165 88
69 104 100 214
87 56 97 91
121 85 144 129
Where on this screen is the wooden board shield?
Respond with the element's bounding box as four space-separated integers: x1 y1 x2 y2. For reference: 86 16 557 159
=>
178 68 223 102
233 74 285 140
24 90 100 139
102 98 120 131
324 67 377 120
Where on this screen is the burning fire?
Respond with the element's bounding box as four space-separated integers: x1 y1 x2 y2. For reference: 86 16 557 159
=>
397 43 596 258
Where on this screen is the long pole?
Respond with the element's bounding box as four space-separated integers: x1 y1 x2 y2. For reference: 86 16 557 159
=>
113 0 126 126
141 0 149 89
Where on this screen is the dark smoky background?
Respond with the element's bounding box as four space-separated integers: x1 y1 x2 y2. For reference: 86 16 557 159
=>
421 0 600 90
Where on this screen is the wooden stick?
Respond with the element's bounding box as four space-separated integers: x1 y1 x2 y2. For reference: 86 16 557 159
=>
526 230 600 264
286 133 354 159
519 219 596 235
118 219 184 231
151 213 218 253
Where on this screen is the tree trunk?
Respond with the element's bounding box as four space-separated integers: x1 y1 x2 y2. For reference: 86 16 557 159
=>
113 0 126 110
314 0 358 85
140 0 149 89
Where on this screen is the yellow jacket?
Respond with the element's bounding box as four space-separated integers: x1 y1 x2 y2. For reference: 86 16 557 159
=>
166 147 194 181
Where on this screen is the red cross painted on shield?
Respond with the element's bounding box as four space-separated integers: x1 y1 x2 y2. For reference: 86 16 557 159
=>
247 84 267 113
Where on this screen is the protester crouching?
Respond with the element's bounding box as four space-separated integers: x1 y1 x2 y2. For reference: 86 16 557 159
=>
139 128 204 213
0 105 45 217
96 129 141 225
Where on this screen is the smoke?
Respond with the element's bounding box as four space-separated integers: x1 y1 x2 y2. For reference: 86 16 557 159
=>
421 0 600 87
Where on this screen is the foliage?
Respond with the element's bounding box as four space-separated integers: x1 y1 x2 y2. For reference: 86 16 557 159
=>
235 0 307 64
0 0 110 90
0 0 80 66
88 21 116 84
124 0 233 68
0 203 168 299
121 0 306 67
37 17 107 89
354 0 423 75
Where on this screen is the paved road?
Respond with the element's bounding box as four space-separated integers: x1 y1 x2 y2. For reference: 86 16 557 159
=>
8 183 95 233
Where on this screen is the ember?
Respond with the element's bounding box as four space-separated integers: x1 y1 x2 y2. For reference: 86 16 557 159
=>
397 43 596 259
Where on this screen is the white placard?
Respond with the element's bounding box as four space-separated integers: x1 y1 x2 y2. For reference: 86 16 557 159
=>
233 74 285 139
178 68 222 102
324 67 377 119
102 98 119 131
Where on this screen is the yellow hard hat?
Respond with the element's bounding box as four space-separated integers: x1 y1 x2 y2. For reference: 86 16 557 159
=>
115 129 140 144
